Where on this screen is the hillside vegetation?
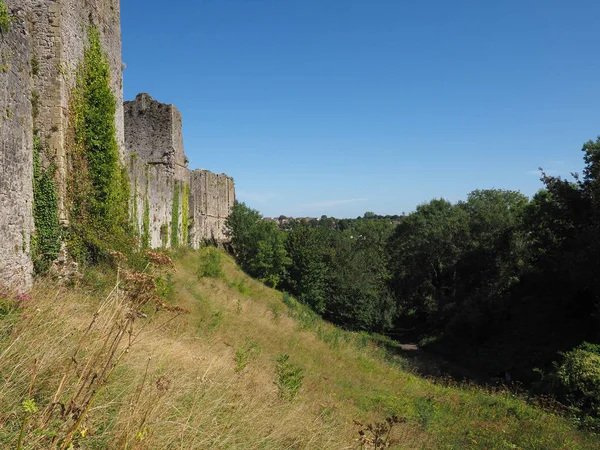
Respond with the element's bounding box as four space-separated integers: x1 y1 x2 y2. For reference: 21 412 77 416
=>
1 248 598 449
224 135 600 428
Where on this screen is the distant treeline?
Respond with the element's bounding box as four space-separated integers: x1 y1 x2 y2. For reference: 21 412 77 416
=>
226 136 600 428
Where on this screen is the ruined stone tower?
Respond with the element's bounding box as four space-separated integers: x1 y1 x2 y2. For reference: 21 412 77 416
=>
0 1 235 290
124 93 235 249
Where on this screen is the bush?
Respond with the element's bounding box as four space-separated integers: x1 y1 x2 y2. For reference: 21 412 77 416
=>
234 341 260 373
556 347 600 423
197 248 223 279
274 354 304 401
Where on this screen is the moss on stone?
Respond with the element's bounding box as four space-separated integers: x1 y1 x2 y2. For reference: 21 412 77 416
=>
0 0 12 34
131 176 139 238
160 223 169 248
171 182 180 248
142 178 150 249
181 182 189 247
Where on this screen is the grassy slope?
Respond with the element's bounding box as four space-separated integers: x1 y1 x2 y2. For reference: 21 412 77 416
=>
0 248 598 449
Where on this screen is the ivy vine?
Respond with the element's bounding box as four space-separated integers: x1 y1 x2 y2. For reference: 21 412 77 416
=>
131 175 139 238
181 182 189 247
171 182 180 248
66 27 130 263
0 0 12 34
32 134 61 274
141 177 150 248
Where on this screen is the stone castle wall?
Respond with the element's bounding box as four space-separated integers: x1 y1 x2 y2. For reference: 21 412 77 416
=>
0 1 34 289
1 0 123 288
0 2 234 289
125 94 187 248
27 0 123 222
124 93 235 248
189 169 235 246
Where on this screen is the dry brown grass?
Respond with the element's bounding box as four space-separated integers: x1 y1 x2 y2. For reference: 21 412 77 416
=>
0 248 598 449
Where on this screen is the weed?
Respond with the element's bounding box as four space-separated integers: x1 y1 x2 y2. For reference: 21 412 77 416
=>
270 304 282 322
30 90 40 119
0 0 11 34
353 415 406 449
197 247 223 279
274 354 304 401
234 279 249 295
282 292 296 309
160 223 168 247
414 396 438 429
2 252 186 449
31 54 39 76
155 272 175 303
207 310 223 331
296 309 318 331
234 341 260 373
317 325 342 348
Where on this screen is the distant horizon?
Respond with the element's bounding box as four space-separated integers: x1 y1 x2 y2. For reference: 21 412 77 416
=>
122 0 596 218
241 177 553 220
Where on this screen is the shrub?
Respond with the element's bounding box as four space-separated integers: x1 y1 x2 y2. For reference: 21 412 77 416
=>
234 341 260 373
274 354 304 401
556 347 600 424
197 248 223 279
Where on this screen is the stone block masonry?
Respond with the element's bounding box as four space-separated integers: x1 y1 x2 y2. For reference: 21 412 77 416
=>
0 1 34 289
189 169 235 247
1 0 123 288
27 0 123 223
1 1 235 290
124 93 235 248
125 93 188 249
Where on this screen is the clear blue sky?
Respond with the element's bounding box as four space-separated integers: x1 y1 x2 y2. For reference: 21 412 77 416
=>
121 0 600 218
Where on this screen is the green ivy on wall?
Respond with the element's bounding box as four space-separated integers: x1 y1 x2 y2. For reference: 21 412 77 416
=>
181 183 189 247
0 0 12 34
66 27 130 263
131 175 139 238
171 182 180 248
142 177 150 249
32 134 61 274
160 223 169 248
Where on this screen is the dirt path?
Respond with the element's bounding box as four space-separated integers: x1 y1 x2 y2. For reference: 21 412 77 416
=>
390 339 494 385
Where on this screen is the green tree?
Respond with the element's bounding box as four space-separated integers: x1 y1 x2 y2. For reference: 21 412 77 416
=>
388 199 470 324
283 222 329 313
226 201 262 268
226 202 290 287
324 219 395 331
457 189 529 299
526 136 600 318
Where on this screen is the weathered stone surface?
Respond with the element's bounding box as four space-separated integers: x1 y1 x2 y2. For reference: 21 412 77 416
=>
189 169 235 246
125 93 188 248
124 93 235 248
28 0 123 223
1 2 235 290
1 0 123 289
0 1 34 289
